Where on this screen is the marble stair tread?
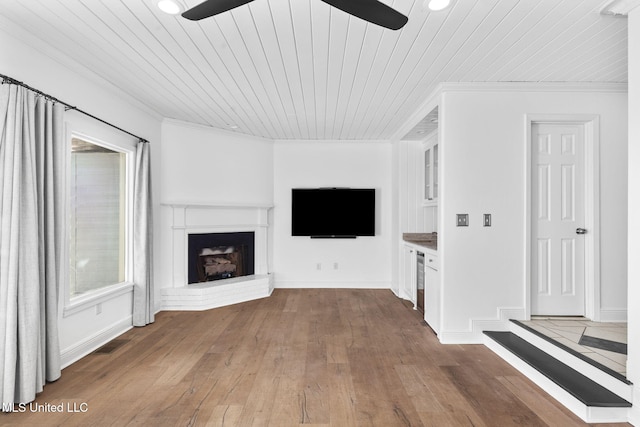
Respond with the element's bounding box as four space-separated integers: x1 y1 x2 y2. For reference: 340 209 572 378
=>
483 331 631 408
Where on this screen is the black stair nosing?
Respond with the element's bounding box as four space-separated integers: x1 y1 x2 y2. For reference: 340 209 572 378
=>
510 319 632 385
484 331 632 408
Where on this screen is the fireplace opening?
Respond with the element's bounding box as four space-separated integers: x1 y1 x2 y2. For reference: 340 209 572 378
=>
188 232 255 284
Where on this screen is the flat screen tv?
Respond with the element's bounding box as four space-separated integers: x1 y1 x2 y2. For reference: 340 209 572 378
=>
291 188 375 238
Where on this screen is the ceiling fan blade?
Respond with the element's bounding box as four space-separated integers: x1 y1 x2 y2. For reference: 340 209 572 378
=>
182 0 255 21
320 0 408 30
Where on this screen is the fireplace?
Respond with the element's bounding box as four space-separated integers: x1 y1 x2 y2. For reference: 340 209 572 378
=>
188 232 255 284
162 202 273 311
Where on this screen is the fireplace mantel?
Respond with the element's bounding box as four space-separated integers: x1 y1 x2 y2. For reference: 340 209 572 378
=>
161 201 274 311
162 201 274 209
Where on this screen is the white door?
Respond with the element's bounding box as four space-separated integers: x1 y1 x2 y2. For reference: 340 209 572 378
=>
531 123 586 315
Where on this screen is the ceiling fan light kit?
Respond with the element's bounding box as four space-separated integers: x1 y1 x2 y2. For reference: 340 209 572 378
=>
181 0 408 30
158 0 183 15
427 0 451 11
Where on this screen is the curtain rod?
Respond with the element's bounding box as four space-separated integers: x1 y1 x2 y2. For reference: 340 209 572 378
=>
1 73 148 143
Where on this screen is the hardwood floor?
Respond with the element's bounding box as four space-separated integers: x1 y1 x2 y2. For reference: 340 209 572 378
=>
0 289 631 426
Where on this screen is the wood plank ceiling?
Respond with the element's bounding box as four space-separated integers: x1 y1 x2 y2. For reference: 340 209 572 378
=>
0 0 628 140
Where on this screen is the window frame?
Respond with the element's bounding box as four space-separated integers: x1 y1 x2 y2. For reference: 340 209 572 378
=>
63 123 136 317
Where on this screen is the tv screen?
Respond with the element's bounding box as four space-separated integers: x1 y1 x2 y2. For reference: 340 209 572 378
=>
291 188 375 237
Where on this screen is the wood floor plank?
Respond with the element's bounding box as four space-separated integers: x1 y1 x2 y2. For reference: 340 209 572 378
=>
2 289 631 426
498 375 592 427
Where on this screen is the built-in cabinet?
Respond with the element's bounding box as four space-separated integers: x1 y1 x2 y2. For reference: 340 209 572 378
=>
401 242 439 334
423 253 440 334
423 132 439 206
398 105 440 338
401 244 417 307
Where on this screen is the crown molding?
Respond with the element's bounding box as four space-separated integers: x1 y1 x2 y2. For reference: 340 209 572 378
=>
600 0 640 16
437 81 628 93
162 118 274 143
391 81 627 142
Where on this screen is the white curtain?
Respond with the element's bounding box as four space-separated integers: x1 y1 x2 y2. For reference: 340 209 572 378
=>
132 141 154 326
0 84 64 405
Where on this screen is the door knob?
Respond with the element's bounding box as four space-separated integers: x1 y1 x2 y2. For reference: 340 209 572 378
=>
576 228 587 235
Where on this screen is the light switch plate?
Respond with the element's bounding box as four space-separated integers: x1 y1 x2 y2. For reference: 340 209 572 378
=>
484 214 491 227
456 214 469 227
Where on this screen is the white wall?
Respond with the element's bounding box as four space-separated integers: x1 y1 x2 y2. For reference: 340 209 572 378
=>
438 87 627 342
273 142 392 288
626 8 640 426
160 120 274 205
158 120 274 291
0 27 162 366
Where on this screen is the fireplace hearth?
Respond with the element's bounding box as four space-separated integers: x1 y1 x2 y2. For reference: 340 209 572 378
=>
188 232 255 284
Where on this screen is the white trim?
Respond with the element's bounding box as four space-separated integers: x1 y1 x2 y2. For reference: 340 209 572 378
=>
598 309 629 322
274 280 391 289
64 282 133 317
437 81 628 94
162 201 274 209
164 203 273 309
162 118 273 143
391 88 442 141
437 306 526 344
600 0 640 15
64 123 137 313
272 139 391 145
392 81 627 144
172 224 269 231
60 316 133 368
524 114 601 320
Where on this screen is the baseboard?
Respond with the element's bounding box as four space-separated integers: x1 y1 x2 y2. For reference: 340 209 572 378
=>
274 280 391 289
60 316 133 369
598 308 627 322
438 307 526 344
629 401 640 426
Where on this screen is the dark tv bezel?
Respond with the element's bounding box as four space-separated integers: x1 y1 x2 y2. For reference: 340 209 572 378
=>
291 187 375 238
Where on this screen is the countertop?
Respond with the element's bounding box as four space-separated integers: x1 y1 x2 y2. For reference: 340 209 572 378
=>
402 232 437 251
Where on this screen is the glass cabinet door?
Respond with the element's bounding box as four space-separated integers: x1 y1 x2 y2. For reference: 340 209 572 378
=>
424 148 431 200
423 140 438 204
433 144 438 199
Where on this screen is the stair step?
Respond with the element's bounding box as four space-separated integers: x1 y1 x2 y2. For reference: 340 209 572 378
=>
509 319 631 386
483 331 631 408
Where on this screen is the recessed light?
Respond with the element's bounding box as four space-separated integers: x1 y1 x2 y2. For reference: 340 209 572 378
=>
157 0 182 15
227 124 239 129
427 0 451 11
416 130 426 134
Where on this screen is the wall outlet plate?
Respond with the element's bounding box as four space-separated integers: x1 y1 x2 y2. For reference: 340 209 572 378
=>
456 214 469 227
484 214 491 227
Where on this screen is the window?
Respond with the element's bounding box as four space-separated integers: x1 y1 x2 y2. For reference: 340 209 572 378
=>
69 137 127 298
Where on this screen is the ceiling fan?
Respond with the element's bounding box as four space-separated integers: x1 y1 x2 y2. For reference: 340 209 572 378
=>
181 0 408 30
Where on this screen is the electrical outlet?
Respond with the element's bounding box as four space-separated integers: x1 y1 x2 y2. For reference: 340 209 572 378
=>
456 214 469 227
316 263 322 270
334 262 339 270
484 214 491 227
